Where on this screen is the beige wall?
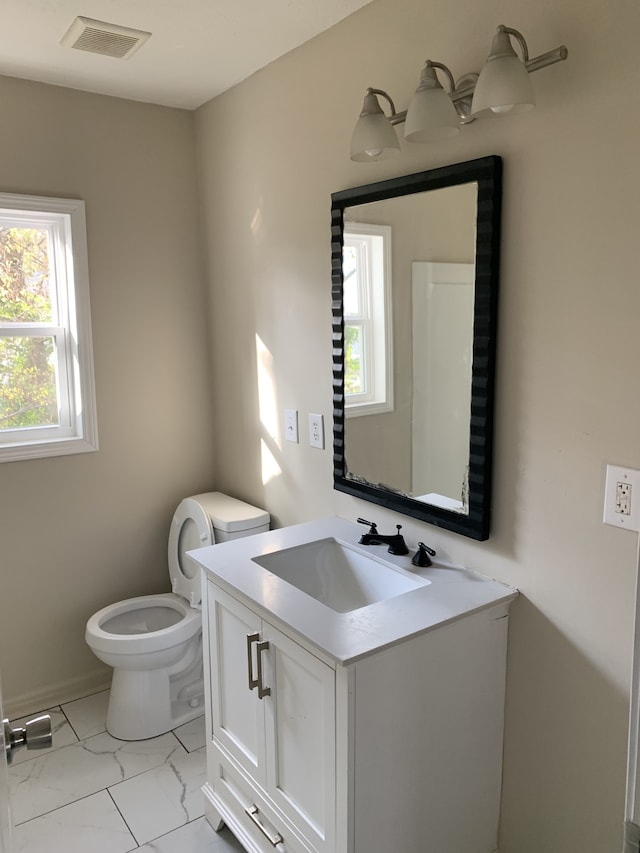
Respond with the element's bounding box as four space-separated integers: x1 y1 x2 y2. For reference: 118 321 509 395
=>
194 0 640 850
0 77 215 714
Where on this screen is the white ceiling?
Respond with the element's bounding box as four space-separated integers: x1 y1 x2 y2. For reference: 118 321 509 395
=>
0 0 373 110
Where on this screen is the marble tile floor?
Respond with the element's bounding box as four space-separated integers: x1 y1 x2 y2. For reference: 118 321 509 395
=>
7 690 244 853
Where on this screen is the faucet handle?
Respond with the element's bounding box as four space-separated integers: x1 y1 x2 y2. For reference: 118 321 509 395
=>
411 542 437 567
356 517 378 534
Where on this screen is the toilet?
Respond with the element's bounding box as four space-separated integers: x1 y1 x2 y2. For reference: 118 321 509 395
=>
85 492 269 741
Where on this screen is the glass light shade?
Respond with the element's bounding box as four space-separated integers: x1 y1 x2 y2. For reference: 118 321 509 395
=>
404 62 459 144
404 87 459 143
350 91 400 162
471 29 535 115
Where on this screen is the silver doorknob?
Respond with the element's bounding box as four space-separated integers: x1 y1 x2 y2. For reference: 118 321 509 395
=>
3 714 52 764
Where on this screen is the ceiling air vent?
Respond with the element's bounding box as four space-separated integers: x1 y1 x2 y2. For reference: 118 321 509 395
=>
60 17 151 60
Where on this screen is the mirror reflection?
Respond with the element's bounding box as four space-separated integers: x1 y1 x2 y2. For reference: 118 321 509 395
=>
331 157 502 540
343 184 477 512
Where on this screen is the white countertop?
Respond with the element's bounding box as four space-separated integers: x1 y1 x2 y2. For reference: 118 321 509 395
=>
189 517 518 665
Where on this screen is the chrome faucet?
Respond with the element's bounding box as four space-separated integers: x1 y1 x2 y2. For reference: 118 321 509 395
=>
356 518 409 556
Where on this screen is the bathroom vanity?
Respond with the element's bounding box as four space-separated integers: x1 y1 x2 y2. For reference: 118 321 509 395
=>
191 517 517 853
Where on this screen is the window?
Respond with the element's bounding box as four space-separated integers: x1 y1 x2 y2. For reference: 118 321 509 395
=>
0 194 98 462
342 222 393 417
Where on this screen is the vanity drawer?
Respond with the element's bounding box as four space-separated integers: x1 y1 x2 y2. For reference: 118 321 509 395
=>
211 749 316 853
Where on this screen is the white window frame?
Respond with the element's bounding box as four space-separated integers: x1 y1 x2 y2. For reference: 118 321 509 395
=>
343 222 393 418
0 194 98 462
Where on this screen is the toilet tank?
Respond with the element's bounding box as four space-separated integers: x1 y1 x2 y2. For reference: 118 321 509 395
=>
192 491 270 542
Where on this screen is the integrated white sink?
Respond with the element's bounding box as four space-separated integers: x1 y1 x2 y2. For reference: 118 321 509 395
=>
190 516 518 664
252 536 429 613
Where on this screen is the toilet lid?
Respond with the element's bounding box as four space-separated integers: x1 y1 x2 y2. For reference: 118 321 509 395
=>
168 497 214 606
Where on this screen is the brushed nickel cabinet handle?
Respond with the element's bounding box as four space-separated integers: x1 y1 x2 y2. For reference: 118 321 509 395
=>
245 804 283 847
256 640 271 699
246 632 260 691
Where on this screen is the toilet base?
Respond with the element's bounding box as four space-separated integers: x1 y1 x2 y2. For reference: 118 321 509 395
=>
106 640 205 740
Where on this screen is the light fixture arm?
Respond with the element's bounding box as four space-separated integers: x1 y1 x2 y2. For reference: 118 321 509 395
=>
365 87 398 120
424 60 456 94
389 109 408 127
495 25 530 63
524 45 568 74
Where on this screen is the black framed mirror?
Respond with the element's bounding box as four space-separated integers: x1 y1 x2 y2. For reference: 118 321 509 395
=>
331 156 502 540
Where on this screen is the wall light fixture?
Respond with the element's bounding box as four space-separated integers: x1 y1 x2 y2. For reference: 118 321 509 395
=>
350 24 568 162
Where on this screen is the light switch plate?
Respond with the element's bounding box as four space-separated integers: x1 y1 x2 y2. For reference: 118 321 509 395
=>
603 464 640 531
285 409 299 443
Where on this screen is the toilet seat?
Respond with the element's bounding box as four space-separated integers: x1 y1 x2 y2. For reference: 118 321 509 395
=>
86 594 200 656
168 498 215 606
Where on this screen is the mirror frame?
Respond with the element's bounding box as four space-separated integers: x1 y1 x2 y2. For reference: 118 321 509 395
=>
331 155 502 541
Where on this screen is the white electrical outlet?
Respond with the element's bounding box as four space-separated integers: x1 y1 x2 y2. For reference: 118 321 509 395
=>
617 482 632 516
309 413 324 449
603 464 640 531
285 408 299 443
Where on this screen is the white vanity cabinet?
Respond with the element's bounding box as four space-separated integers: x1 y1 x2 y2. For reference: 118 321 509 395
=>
201 576 513 853
204 583 336 853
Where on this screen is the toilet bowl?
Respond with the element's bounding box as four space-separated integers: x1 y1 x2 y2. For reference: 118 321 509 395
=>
85 492 269 740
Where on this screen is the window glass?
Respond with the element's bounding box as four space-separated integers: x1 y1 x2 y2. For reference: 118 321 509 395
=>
344 324 364 395
0 194 98 462
342 223 393 417
0 227 53 323
342 245 360 317
0 335 58 428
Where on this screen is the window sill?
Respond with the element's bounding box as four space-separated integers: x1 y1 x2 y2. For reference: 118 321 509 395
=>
0 434 99 464
345 400 393 419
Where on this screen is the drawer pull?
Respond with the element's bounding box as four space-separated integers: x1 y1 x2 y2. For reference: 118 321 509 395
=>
247 632 260 691
256 640 271 699
245 804 284 846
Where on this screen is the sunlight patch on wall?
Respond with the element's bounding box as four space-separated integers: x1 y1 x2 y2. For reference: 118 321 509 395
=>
256 334 279 442
256 333 282 485
260 438 281 485
250 203 263 239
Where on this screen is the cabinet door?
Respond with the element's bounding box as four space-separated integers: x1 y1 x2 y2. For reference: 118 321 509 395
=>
262 623 336 853
207 584 267 787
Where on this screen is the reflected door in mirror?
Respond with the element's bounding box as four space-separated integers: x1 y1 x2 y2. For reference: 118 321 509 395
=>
412 261 474 511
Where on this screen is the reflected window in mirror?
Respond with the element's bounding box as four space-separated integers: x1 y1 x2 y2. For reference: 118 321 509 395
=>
343 223 393 417
331 156 502 541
